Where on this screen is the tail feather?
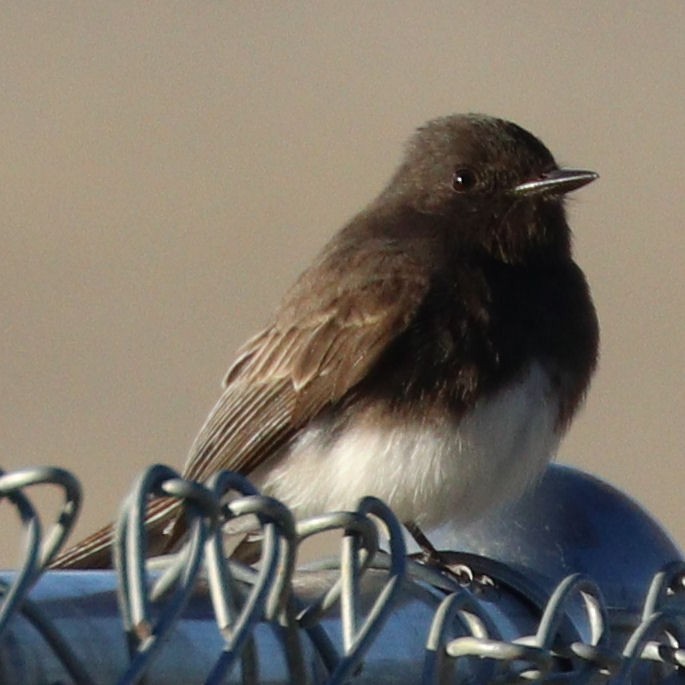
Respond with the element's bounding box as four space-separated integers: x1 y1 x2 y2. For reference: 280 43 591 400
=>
50 497 183 570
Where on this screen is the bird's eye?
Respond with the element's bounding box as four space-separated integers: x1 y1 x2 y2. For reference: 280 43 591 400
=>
452 167 478 193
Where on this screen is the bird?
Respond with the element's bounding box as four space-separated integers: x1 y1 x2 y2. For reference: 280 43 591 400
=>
51 113 599 570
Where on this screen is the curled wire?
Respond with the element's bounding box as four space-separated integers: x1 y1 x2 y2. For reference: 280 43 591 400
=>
432 573 615 683
2 463 685 684
114 464 219 685
295 511 378 629
204 471 296 685
642 560 685 619
0 466 82 636
619 611 685 681
326 496 407 685
533 574 619 679
423 589 497 684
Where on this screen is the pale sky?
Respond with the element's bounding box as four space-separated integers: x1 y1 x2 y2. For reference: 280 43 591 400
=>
1 2 683 565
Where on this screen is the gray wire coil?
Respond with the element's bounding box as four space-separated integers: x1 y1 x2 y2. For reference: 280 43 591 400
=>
0 463 684 683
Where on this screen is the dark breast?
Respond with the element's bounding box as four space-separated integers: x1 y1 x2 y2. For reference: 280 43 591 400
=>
354 257 598 428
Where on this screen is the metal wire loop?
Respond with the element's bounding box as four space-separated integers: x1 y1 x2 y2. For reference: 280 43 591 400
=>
204 471 297 685
619 610 685 680
423 589 497 683
642 560 685 619
0 466 82 638
0 466 82 570
114 464 218 685
533 573 618 677
324 496 407 685
0 464 684 684
295 511 378 629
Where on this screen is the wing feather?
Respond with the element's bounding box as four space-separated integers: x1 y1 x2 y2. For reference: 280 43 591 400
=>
181 247 430 485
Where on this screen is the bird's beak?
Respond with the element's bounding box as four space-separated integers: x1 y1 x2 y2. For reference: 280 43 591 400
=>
513 168 599 197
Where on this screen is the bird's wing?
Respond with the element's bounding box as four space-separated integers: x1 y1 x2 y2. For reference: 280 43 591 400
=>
50 244 431 569
181 246 430 484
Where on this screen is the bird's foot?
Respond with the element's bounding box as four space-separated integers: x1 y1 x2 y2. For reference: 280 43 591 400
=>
419 549 494 589
405 521 494 590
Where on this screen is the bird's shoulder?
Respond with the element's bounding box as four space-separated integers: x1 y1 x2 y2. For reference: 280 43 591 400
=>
223 236 433 401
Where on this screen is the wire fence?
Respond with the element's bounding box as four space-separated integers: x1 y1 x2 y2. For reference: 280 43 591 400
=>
0 463 684 683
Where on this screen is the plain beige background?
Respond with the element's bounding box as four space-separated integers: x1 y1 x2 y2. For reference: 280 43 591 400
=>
1 3 683 567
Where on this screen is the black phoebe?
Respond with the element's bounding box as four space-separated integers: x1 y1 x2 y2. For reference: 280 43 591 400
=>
53 114 599 569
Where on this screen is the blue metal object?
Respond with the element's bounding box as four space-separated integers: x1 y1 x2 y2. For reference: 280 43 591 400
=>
426 465 682 609
0 463 684 683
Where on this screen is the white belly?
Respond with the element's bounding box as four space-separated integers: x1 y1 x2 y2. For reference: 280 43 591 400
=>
255 363 560 527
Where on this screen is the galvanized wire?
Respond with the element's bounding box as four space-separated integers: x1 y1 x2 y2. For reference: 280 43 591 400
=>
0 463 685 683
204 471 283 684
0 467 81 634
114 464 220 684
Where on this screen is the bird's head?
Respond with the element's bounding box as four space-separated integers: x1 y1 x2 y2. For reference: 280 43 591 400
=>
382 114 598 264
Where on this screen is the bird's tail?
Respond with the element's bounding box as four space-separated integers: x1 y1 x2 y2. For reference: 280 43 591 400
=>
49 497 183 570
